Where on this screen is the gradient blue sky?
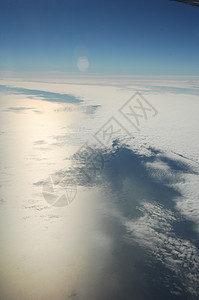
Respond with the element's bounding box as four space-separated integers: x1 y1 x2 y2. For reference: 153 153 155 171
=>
0 0 199 75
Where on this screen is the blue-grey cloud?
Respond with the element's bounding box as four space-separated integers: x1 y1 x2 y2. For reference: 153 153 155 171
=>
58 144 199 299
0 85 82 103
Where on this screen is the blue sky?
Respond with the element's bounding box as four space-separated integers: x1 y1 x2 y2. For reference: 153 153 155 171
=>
0 0 199 75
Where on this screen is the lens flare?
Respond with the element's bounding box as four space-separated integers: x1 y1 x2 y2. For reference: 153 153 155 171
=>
77 57 89 72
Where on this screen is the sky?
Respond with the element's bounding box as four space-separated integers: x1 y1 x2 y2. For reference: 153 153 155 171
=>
0 0 199 75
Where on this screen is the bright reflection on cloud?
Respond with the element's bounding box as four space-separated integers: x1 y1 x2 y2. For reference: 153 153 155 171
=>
77 57 89 72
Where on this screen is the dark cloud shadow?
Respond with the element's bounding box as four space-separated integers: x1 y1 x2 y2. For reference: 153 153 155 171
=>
0 84 81 103
41 144 199 299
